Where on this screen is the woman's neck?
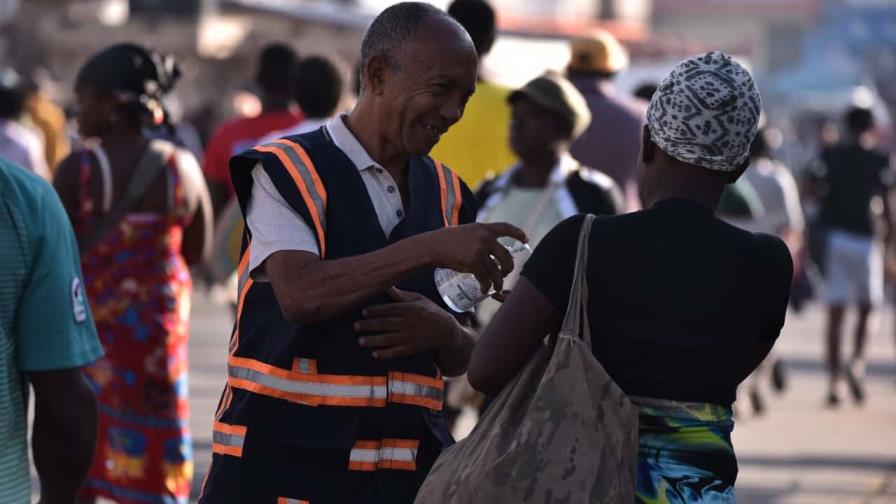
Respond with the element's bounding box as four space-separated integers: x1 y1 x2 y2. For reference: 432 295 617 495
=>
100 128 144 148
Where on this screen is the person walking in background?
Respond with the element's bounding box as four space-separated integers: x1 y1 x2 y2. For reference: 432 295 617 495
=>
429 0 516 187
199 4 525 502
1 158 103 504
742 128 805 263
475 71 623 324
23 70 71 173
206 55 347 308
202 43 302 214
567 29 648 212
443 72 623 432
260 55 346 142
814 106 894 407
725 128 805 415
0 67 50 179
469 52 792 503
52 43 213 504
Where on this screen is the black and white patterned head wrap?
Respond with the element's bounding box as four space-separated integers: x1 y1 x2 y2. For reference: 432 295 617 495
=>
647 51 761 172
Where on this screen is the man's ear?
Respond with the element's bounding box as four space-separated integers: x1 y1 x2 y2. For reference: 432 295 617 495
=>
641 125 655 165
363 54 391 97
728 157 750 184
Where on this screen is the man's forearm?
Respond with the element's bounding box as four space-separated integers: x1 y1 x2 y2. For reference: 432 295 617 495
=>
32 382 97 503
271 234 435 323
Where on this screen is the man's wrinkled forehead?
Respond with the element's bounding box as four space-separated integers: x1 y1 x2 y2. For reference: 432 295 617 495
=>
393 15 477 71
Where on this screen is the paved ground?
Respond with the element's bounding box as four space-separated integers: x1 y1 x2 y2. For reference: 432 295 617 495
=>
730 306 896 504
33 289 896 502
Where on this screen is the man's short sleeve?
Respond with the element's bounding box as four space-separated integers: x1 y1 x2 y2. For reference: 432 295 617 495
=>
15 182 102 371
246 163 320 278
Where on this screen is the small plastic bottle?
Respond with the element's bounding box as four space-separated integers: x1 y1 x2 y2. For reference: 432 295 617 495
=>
434 239 532 313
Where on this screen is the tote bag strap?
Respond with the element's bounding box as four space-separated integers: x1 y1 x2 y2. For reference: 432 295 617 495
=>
559 213 596 349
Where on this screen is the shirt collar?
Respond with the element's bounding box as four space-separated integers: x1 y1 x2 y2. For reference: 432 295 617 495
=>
650 198 714 214
325 114 381 172
496 153 579 190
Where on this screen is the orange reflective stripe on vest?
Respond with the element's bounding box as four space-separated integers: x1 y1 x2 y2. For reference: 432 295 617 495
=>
226 356 443 410
277 498 309 504
387 371 444 411
216 242 254 422
227 356 388 407
348 439 419 471
254 139 328 257
230 244 253 356
434 160 462 227
212 422 246 458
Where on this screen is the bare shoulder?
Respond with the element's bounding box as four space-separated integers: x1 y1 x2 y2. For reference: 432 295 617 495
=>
172 147 206 196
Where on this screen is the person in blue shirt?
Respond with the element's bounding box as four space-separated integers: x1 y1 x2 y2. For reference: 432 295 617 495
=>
0 158 103 503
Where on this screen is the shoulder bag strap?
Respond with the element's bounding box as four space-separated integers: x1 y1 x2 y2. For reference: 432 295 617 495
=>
559 213 596 349
78 139 175 253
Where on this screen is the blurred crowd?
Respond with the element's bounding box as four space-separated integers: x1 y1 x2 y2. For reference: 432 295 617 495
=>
1 0 894 503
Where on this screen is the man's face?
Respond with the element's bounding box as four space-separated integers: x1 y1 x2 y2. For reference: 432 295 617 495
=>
509 96 568 161
379 19 477 157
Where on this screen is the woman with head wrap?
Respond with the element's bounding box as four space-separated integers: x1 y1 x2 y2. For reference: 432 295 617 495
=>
52 43 212 504
468 53 792 502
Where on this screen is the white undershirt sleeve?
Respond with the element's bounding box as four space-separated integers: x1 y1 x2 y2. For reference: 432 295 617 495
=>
246 162 320 280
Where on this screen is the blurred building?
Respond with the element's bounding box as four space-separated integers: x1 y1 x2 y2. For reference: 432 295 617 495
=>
652 0 821 73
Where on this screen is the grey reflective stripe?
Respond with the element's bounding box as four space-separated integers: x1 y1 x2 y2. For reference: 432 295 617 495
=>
213 431 245 450
349 447 379 463
349 446 417 464
298 358 312 374
263 141 327 231
381 446 417 463
229 365 387 400
442 165 458 225
388 379 443 401
282 500 303 504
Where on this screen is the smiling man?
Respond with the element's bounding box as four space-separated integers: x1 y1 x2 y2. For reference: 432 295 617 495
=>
198 3 526 503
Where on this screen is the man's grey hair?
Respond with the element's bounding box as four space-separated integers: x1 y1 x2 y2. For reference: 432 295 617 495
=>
358 2 469 92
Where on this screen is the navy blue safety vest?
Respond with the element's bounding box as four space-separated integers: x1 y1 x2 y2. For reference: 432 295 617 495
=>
211 127 476 472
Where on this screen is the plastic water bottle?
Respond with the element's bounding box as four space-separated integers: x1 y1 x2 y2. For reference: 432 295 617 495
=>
434 239 532 313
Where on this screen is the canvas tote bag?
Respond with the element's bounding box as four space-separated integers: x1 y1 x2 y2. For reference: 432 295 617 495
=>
415 214 638 504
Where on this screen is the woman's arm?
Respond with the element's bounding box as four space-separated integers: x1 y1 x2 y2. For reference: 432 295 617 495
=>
51 154 83 228
177 149 214 266
468 277 559 395
469 215 585 395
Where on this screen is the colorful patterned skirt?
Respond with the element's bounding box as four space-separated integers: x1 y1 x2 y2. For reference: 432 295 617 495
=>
632 397 737 503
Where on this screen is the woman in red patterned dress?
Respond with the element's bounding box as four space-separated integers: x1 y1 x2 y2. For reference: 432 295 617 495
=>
53 44 212 504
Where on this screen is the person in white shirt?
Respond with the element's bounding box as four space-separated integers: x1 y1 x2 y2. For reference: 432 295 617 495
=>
259 55 345 143
0 68 49 179
740 128 804 253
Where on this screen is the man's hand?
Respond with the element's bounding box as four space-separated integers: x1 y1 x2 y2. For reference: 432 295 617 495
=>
356 287 461 359
419 222 527 295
